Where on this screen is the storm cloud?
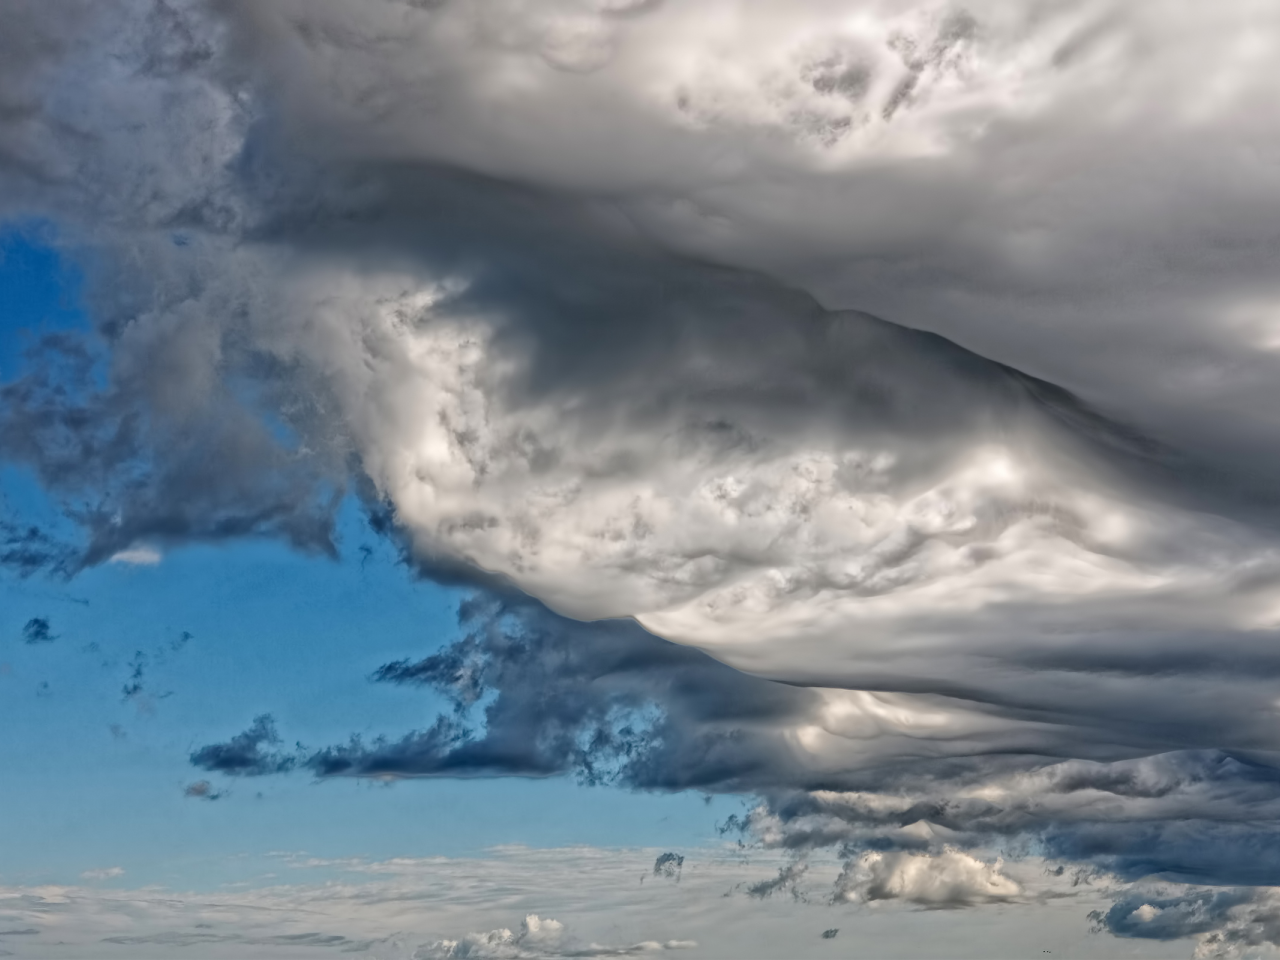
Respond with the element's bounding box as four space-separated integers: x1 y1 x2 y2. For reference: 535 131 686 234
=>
5 0 1280 949
190 593 1280 894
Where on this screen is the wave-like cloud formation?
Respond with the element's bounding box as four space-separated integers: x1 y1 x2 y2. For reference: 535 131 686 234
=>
7 0 1280 926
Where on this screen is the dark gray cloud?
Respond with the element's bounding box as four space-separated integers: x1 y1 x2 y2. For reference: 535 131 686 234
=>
753 752 1280 886
653 853 684 881
114 633 190 711
0 516 75 578
299 593 816 790
185 593 1280 894
120 651 145 702
1093 888 1256 941
21 616 54 644
189 714 298 777
745 862 809 902
0 333 345 568
1091 886 1280 958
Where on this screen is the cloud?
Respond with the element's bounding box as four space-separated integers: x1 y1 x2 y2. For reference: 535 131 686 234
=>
0 845 1168 958
745 751 1280 886
1092 887 1280 960
652 854 683 881
834 849 1021 908
107 546 161 565
258 593 819 789
0 516 75 578
0 330 345 568
79 867 124 881
21 616 54 644
745 862 810 902
416 913 696 959
0 848 800 960
183 780 224 800
198 1 1280 503
101 930 370 950
189 592 1280 891
189 715 298 777
120 651 145 702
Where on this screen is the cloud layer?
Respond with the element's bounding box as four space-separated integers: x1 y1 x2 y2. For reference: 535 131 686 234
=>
0 845 1183 959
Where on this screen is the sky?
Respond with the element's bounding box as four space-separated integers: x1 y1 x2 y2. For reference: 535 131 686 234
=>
4 0 1280 957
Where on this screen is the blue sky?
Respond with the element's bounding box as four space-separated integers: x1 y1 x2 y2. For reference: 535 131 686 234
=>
0 226 85 381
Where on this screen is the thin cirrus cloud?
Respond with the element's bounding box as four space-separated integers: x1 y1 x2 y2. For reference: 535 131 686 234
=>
4 0 1280 954
79 867 124 881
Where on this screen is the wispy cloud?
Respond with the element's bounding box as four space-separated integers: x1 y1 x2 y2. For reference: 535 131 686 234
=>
108 546 161 566
79 867 124 881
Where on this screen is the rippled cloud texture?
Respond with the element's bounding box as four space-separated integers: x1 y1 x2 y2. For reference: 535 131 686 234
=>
5 0 1280 955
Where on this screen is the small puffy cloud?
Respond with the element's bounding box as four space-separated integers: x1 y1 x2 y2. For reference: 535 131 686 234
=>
416 914 695 959
189 715 297 777
834 849 1022 908
415 915 563 959
183 780 224 801
80 867 124 881
21 617 55 644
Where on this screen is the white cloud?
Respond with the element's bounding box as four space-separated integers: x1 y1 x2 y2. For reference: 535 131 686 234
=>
108 546 162 566
416 912 695 958
835 849 1021 907
78 867 124 881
